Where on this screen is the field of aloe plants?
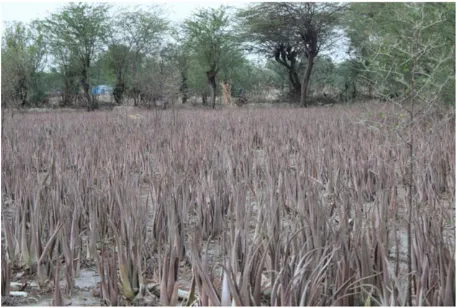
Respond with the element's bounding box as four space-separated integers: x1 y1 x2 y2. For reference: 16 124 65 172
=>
1 103 455 306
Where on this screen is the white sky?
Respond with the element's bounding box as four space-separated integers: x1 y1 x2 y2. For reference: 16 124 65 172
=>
0 1 248 24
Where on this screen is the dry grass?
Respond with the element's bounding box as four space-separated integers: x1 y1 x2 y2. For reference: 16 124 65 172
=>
1 103 455 306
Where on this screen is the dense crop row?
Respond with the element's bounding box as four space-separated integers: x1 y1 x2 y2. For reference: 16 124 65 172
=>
1 104 455 306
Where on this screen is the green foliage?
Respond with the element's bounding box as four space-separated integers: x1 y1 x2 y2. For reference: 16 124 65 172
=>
1 21 47 106
343 3 455 105
265 60 291 92
184 6 236 73
37 70 61 93
89 52 116 86
157 37 191 103
183 6 246 106
309 56 335 93
29 86 47 105
116 7 169 53
238 3 344 105
108 6 169 104
1 3 454 109
42 3 111 60
186 56 209 97
41 3 111 108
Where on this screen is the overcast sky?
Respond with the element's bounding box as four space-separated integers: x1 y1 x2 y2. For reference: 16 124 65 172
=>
1 1 247 24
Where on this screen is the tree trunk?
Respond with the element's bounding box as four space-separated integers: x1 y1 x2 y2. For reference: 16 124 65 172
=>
289 71 301 92
17 77 28 107
62 80 73 106
180 73 188 104
300 56 315 107
288 71 302 101
131 56 140 106
81 67 96 111
113 71 125 105
207 70 217 108
82 80 93 110
275 46 301 99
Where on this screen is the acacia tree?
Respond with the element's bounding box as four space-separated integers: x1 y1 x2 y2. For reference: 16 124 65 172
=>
47 44 80 106
105 44 131 104
238 6 302 99
159 39 190 104
135 52 183 107
239 3 344 106
352 4 455 305
41 3 110 110
108 6 168 105
1 21 47 107
341 3 385 98
184 6 238 108
345 2 455 105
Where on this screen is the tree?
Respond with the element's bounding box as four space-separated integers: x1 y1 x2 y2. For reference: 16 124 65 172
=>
47 43 81 106
308 55 336 96
159 39 190 104
238 3 344 106
239 6 301 99
41 3 111 110
341 3 382 98
136 52 182 107
108 6 168 105
350 4 455 304
265 60 291 94
89 50 116 87
335 59 361 102
343 3 455 105
104 44 134 104
186 55 210 104
1 21 47 107
184 6 239 108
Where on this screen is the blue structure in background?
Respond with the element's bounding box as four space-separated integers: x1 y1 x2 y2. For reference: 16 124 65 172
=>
92 85 113 95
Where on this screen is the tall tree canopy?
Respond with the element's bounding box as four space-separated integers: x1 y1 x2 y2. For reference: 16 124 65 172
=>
238 3 344 106
1 2 454 109
1 21 47 106
41 3 111 110
108 6 168 105
184 6 240 108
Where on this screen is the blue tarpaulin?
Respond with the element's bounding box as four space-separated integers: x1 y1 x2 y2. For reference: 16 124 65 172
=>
92 85 113 95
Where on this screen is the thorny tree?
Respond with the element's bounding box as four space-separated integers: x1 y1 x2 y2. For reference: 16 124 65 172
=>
41 3 110 111
108 6 168 105
358 3 455 305
239 3 344 106
184 6 238 108
1 21 47 107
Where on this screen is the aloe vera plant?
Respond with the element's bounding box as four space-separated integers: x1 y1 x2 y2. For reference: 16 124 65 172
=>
1 104 454 306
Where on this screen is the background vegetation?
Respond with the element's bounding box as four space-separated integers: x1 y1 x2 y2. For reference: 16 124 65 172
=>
1 2 455 109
